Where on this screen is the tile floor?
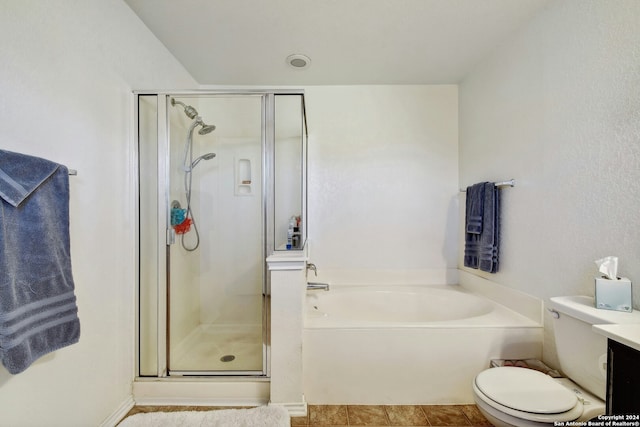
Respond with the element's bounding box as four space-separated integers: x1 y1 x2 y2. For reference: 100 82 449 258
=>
294 405 492 426
123 404 493 426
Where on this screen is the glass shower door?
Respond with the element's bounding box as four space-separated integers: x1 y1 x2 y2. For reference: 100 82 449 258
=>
166 95 265 375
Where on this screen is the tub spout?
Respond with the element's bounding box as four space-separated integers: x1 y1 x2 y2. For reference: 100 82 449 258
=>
307 282 330 291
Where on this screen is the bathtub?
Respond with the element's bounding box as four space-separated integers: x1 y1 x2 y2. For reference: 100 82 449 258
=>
302 284 542 404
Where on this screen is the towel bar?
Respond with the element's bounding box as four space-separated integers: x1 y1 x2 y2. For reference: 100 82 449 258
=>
459 179 514 192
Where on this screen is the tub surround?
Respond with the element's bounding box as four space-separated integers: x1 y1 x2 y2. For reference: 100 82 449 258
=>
458 270 543 324
312 268 460 287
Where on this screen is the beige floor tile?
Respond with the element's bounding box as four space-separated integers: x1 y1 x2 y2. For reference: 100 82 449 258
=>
292 414 310 426
348 405 389 425
385 405 429 426
309 405 349 425
422 405 471 426
460 405 492 426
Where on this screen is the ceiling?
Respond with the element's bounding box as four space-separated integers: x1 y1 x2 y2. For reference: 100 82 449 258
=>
124 0 550 86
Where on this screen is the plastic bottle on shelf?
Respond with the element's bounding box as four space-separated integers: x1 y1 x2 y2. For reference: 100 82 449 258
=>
286 216 296 250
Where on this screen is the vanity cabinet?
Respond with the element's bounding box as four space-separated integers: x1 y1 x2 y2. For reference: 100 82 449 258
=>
606 338 640 414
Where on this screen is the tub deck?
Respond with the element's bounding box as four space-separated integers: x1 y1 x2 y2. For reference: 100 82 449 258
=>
305 284 540 329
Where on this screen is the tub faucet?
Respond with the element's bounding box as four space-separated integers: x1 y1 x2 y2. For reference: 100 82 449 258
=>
306 262 317 277
307 282 330 291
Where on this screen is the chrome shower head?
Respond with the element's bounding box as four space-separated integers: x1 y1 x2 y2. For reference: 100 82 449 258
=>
198 123 216 135
173 98 217 137
191 152 216 169
171 98 199 120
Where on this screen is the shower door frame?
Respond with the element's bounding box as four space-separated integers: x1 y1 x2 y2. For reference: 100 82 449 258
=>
135 89 302 378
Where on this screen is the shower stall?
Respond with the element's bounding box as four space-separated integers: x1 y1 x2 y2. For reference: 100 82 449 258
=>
136 91 307 378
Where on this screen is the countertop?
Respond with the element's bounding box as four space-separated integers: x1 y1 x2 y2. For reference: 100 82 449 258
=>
593 324 640 352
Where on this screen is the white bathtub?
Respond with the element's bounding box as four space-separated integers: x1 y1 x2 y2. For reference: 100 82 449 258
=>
303 284 542 404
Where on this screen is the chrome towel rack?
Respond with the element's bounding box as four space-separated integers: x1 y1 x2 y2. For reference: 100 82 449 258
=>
460 179 514 192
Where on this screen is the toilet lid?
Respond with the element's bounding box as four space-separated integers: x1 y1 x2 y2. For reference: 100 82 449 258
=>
475 367 578 414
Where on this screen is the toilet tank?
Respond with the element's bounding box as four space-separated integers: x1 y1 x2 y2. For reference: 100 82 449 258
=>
549 296 640 401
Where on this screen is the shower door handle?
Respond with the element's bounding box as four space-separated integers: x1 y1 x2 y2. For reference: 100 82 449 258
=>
166 228 176 245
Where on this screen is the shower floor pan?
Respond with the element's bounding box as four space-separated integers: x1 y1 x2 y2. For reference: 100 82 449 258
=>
170 323 264 375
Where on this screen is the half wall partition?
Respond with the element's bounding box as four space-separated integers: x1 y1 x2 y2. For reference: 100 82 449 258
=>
136 91 307 378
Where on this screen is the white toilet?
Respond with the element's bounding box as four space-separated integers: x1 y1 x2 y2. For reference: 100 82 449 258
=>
473 295 640 427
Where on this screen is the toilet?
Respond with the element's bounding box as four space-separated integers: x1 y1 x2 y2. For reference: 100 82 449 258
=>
473 295 640 427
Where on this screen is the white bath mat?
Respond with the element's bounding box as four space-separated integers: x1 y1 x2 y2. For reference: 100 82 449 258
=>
118 405 290 427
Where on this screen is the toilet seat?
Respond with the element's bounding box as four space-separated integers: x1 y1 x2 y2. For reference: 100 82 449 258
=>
473 367 584 423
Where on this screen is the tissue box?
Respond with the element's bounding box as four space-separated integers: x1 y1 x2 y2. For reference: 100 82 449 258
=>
595 276 632 313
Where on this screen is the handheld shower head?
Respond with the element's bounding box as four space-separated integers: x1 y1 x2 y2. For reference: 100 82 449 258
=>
200 152 217 161
191 152 216 169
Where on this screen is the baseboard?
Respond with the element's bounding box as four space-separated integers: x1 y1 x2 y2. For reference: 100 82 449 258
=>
269 397 307 417
100 395 135 427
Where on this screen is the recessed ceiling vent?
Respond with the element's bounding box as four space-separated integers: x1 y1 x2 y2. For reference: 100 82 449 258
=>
286 54 311 70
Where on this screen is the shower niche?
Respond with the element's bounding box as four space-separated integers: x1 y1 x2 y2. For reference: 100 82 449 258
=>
235 157 254 196
136 91 307 378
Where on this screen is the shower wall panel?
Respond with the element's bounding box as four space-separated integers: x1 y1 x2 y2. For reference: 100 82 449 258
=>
199 137 262 326
196 97 263 327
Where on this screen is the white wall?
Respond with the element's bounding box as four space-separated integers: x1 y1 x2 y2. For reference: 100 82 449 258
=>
0 1 196 425
459 0 640 366
305 86 459 282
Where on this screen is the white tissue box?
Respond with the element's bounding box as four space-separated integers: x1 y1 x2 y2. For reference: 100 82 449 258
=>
595 276 632 313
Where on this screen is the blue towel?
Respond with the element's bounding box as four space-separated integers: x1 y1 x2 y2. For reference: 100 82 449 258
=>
464 182 500 273
0 150 80 374
465 183 485 234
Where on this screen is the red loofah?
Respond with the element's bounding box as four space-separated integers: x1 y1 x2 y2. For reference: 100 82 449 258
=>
173 217 192 234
